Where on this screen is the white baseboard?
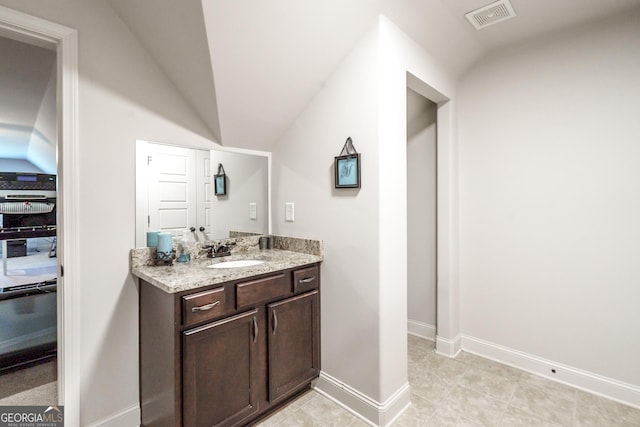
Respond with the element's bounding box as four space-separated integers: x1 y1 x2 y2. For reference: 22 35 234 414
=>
314 371 411 426
435 334 462 358
407 320 436 341
461 335 640 409
85 404 140 427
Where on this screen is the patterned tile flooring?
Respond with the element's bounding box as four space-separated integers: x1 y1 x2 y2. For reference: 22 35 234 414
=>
257 335 640 426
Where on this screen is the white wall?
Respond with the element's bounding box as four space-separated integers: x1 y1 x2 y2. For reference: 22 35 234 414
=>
272 15 459 424
377 15 458 405
210 150 268 238
0 0 219 425
27 60 56 174
0 158 43 173
458 9 640 392
406 88 436 338
0 35 56 166
272 20 382 407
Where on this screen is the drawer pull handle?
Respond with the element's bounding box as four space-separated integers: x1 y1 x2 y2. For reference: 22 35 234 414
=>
191 301 220 312
253 316 258 343
272 310 278 335
299 277 316 284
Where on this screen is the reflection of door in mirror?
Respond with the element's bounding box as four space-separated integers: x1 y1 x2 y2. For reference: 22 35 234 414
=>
136 140 271 247
137 141 211 245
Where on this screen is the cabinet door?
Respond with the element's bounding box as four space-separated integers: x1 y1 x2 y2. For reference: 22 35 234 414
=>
267 290 320 403
183 309 259 427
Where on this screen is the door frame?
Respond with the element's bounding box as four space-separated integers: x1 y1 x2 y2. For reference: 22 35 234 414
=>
0 5 80 425
406 72 458 356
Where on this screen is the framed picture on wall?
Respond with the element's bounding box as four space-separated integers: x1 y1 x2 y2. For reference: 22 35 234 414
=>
214 175 226 195
335 153 360 188
214 163 227 196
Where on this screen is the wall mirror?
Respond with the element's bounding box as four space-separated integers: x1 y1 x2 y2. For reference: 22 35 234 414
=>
135 140 271 247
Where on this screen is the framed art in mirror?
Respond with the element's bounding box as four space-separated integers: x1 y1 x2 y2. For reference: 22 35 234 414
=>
215 163 227 196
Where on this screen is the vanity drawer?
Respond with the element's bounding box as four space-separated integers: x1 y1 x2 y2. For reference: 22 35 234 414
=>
182 287 227 326
236 274 288 309
293 265 319 293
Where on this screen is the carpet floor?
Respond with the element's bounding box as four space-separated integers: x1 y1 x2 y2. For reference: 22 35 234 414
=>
0 358 57 403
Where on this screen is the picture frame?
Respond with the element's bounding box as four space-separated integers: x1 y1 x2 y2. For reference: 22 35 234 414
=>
214 174 226 195
335 153 360 188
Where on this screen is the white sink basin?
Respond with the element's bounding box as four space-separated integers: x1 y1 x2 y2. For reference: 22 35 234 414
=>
208 260 265 269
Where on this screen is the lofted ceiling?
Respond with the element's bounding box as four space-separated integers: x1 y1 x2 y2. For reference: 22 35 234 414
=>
109 0 640 152
108 0 221 143
0 36 55 161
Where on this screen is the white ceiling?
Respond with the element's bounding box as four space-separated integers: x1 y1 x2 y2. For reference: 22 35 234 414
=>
108 0 221 143
442 0 640 52
201 0 488 150
109 0 640 152
0 36 55 159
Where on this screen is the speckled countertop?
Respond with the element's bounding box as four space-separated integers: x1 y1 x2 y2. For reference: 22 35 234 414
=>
130 236 323 294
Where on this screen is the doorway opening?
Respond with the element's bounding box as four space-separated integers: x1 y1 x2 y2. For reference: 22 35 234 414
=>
0 5 79 423
0 34 58 404
406 88 438 351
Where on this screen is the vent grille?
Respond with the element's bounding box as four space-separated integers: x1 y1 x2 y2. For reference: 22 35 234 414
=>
465 0 516 30
0 202 55 214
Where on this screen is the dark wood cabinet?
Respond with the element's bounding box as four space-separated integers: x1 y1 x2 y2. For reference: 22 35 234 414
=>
182 309 259 427
139 263 321 427
268 290 320 403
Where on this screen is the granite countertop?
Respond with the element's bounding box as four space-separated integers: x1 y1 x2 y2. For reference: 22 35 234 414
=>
131 248 322 294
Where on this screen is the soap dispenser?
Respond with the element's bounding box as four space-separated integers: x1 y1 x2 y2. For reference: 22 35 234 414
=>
177 230 191 262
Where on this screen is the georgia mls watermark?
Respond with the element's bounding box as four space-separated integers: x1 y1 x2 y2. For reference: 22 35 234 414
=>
0 406 63 427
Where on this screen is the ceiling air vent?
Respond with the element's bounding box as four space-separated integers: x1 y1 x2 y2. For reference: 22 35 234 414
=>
465 0 516 30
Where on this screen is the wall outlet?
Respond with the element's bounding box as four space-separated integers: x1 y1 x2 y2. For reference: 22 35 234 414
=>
285 202 295 222
249 203 257 220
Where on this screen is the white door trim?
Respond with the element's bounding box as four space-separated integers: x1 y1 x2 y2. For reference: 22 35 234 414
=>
0 5 80 425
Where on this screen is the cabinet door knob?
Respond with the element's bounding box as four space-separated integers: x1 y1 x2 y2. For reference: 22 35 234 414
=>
191 301 220 312
199 226 205 232
272 310 278 335
190 227 196 232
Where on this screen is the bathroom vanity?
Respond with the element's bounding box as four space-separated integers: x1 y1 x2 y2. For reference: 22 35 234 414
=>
131 237 322 427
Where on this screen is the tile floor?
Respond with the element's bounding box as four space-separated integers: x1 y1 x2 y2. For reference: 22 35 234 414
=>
256 335 640 426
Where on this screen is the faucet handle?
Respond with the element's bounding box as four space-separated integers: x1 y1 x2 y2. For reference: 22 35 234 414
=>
203 245 216 258
216 244 231 253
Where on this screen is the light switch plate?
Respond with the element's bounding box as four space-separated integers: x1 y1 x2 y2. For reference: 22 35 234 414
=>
285 202 295 222
249 203 257 220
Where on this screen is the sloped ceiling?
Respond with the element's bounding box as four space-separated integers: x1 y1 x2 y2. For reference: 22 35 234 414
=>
108 0 221 143
109 0 640 152
0 36 55 161
201 0 485 150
